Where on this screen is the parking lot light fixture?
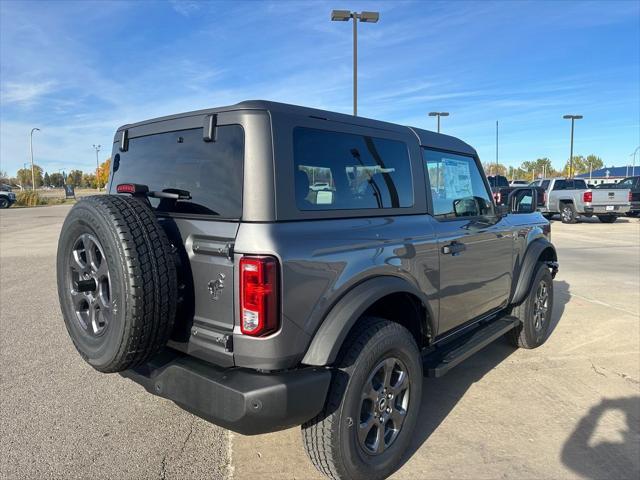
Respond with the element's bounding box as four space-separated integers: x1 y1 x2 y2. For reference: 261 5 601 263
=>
30 128 40 190
428 112 449 133
563 114 583 178
330 9 380 116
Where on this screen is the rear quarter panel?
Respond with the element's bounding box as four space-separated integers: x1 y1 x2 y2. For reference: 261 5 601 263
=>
232 216 440 369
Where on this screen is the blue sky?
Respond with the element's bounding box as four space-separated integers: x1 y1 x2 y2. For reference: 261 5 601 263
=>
1 0 638 176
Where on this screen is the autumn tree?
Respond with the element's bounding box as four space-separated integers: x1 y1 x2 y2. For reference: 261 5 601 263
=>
82 173 97 188
96 157 111 190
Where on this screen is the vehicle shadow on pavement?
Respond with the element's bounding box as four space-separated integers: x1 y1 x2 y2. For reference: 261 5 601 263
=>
561 396 640 480
398 278 572 469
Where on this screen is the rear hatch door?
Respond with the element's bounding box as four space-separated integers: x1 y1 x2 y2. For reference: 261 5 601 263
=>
109 113 244 366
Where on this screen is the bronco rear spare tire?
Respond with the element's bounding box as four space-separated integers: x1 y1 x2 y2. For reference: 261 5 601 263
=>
57 195 177 373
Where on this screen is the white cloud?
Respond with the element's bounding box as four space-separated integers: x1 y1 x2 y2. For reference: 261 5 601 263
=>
169 0 201 17
0 81 56 105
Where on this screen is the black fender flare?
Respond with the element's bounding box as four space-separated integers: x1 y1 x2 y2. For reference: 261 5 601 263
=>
301 276 434 366
511 239 558 305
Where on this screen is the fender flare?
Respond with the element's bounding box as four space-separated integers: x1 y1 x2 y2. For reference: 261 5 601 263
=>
511 239 558 305
301 276 434 367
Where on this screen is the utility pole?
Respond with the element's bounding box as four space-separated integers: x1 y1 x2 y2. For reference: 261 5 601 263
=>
563 115 583 178
93 144 101 190
331 10 380 116
30 128 40 190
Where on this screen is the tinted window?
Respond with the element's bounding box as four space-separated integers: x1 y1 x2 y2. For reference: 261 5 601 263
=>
423 149 492 217
541 180 550 190
110 126 244 218
573 179 587 189
293 127 413 210
553 180 567 190
488 175 509 188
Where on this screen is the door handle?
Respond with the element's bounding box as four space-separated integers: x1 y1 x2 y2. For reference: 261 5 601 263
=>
442 242 466 255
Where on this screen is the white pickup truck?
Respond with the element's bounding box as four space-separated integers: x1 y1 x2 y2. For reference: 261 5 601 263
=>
530 177 630 223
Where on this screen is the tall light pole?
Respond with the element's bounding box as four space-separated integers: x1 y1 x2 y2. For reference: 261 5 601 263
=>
93 144 101 190
495 120 499 176
30 128 40 190
428 112 449 133
630 146 639 177
562 114 583 178
331 10 380 116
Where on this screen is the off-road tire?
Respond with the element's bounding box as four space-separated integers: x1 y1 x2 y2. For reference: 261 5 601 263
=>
509 262 553 349
0 198 10 209
57 195 177 373
560 203 578 224
597 214 617 223
301 318 422 480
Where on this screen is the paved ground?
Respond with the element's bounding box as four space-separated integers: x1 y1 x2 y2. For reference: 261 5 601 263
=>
1 205 638 480
0 205 230 480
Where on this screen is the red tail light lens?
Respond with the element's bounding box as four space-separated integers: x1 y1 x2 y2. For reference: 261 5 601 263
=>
629 191 633 202
494 192 501 204
239 256 279 336
583 191 592 203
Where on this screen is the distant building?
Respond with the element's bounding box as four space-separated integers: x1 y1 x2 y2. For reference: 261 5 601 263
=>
575 166 638 185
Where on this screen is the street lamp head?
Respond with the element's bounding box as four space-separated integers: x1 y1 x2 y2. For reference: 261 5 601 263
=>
359 11 380 23
428 112 449 117
331 10 351 21
440 112 450 117
428 112 438 117
563 114 583 120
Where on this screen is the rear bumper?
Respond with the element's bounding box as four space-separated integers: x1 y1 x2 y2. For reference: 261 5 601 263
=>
121 350 331 435
583 204 630 215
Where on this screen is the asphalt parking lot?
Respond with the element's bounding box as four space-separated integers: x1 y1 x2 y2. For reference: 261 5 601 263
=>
1 205 638 480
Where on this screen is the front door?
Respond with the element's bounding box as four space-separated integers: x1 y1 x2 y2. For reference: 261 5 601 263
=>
422 148 513 335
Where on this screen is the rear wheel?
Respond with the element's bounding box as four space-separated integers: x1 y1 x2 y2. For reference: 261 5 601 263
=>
0 198 10 209
302 318 422 480
57 195 177 373
597 214 617 223
509 263 554 349
560 203 578 224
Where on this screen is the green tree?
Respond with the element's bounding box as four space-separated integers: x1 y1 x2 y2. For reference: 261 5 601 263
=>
43 172 51 187
67 169 83 187
49 172 65 188
520 158 557 179
16 165 44 188
562 155 602 176
82 173 97 188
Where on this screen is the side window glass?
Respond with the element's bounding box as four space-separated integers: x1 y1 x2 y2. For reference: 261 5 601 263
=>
293 127 414 211
542 180 550 190
422 149 493 218
553 180 566 190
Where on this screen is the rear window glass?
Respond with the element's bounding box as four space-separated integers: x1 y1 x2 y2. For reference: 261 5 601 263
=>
293 127 413 211
488 176 509 188
110 126 244 218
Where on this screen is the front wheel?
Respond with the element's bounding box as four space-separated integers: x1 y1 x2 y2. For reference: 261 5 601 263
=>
0 198 10 209
302 318 422 480
509 263 554 349
597 214 617 223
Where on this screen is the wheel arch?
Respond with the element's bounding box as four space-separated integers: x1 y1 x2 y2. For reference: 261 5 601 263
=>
511 239 558 306
301 276 435 366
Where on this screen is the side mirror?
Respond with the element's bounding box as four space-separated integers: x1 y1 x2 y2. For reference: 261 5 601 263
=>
508 188 537 214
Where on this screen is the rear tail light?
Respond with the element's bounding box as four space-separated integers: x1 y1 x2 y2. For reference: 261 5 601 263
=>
583 191 592 203
494 191 501 204
629 191 633 202
543 191 547 206
239 256 279 336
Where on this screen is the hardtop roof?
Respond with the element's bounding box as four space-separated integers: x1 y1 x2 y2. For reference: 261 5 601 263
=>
115 100 477 155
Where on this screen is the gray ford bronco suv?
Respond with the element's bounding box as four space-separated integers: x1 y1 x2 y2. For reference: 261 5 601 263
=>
57 101 558 480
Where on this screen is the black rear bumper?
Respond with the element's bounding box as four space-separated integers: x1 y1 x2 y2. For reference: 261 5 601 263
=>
121 350 331 435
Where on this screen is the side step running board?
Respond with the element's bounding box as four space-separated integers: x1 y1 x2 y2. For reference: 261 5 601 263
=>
423 316 520 378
